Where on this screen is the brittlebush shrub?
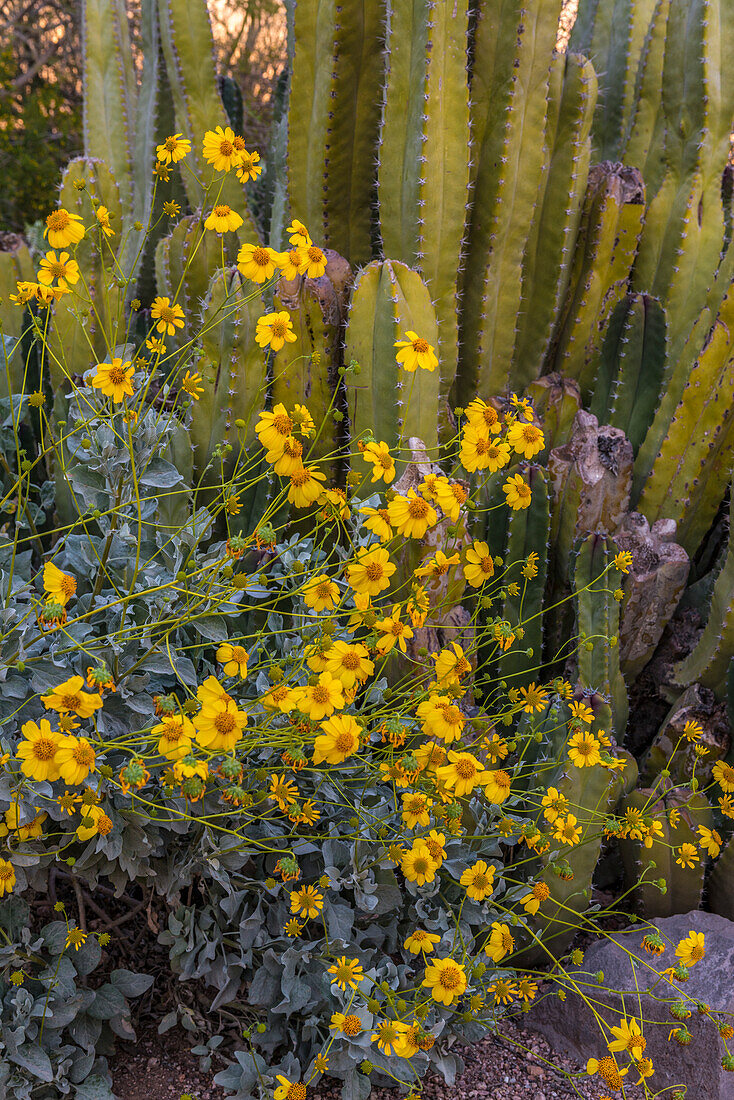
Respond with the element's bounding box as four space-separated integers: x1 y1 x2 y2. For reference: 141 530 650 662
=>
0 127 728 1100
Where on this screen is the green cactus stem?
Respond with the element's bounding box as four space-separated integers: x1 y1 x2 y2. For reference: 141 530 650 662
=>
524 374 581 455
0 237 35 397
574 533 628 739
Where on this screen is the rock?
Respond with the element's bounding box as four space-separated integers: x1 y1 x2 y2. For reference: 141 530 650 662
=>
527 911 734 1099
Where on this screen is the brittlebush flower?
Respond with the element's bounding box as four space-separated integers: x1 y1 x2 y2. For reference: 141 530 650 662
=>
460 429 511 473
290 885 324 919
37 250 80 289
204 204 243 233
675 930 705 967
56 735 97 786
313 714 360 764
436 750 488 796
464 398 501 435
16 719 62 781
181 371 204 400
374 605 413 655
297 244 328 278
676 843 699 869
43 561 76 605
287 219 312 247
401 791 433 829
401 842 439 885
297 672 345 721
216 643 250 677
42 676 103 718
237 242 280 282
553 814 582 846
484 921 515 963
521 881 550 915
347 546 396 596
156 133 191 163
202 126 242 171
256 403 293 454
507 418 545 458
394 330 438 372
274 1076 307 1100
417 696 465 743
460 860 495 901
303 574 339 612
567 731 602 768
151 296 185 335
327 956 364 991
503 473 532 510
404 929 441 955
255 310 297 351
422 958 467 1004
372 1020 409 1056
96 205 114 236
153 715 194 761
713 760 734 792
463 541 495 587
387 489 437 539
698 825 722 857
44 207 85 248
361 440 395 483
92 358 135 403
323 641 374 688
276 247 304 280
288 466 326 507
0 859 16 897
236 149 262 182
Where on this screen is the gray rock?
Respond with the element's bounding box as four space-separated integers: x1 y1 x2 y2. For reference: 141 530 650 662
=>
526 911 734 1099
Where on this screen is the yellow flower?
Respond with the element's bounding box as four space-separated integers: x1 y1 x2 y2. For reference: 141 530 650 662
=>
303 574 340 612
460 428 511 473
489 978 517 1005
463 541 495 587
322 641 374 689
162 200 180 217
181 371 204 400
236 149 263 182
216 643 250 677
432 642 471 686
387 489 438 539
401 791 433 829
0 859 16 897
274 1075 307 1100
146 336 167 356
92 358 135 403
44 207 85 248
541 787 569 823
519 683 548 714
42 676 103 717
298 245 328 278
464 398 501 435
76 804 113 842
567 731 602 767
435 750 487 796
483 769 512 804
202 126 242 171
225 494 242 514
256 404 293 454
330 1012 363 1036
287 466 326 508
521 881 550 915
16 719 62 782
569 701 594 724
289 884 324 919
347 546 396 596
96 206 115 236
698 825 722 857
422 958 467 1004
152 715 194 761
403 929 441 955
553 814 582 846
675 843 699 869
204 204 243 233
43 561 76 605
374 605 414 655
713 760 734 792
56 735 97 786
415 550 460 585
298 672 345 721
194 685 248 751
37 250 80 289
276 246 305 280
269 773 299 810
287 220 312 247
675 930 705 967
401 842 439 885
607 1016 645 1056
361 440 396 483
683 719 704 743
503 473 532 510
327 956 364 991
460 859 495 901
372 1019 409 1055
156 133 191 163
484 921 515 963
313 714 361 764
255 310 297 352
416 696 465 744
151 296 185 335
507 419 545 458
430 477 467 522
614 550 633 574
237 242 281 283
394 330 438 372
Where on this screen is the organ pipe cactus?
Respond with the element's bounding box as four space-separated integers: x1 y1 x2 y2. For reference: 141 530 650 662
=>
574 533 628 738
0 237 35 396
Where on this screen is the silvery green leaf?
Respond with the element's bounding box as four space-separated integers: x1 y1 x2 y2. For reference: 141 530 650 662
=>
139 458 184 488
87 984 126 1021
73 1072 116 1099
194 615 228 642
110 970 154 998
9 1043 53 1082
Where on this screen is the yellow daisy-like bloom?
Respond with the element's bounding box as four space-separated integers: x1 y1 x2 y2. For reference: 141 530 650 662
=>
713 760 734 792
181 371 204 400
275 246 305 281
503 473 532 510
289 884 324 919
394 330 438 373
553 814 582 846
146 336 167 356
56 735 97 786
484 921 515 963
216 642 250 678
236 149 263 182
403 929 441 955
202 126 242 172
313 714 361 765
92 358 135 403
323 641 374 689
423 829 447 866
303 574 340 613
42 676 103 718
464 398 501 435
298 672 345 722
567 731 602 767
43 561 76 605
16 719 62 782
489 978 517 1005
288 466 327 508
676 843 699 869
507 419 545 459
422 957 467 1004
156 133 191 163
76 804 114 842
460 859 495 901
255 403 293 454
255 310 297 352
401 842 439 885
0 859 16 897
417 695 465 744
414 741 447 775
237 242 281 283
374 605 414 655
37 250 80 290
346 545 396 596
274 1075 307 1100
432 642 471 687
483 768 512 804
327 956 364 991
401 791 433 829
361 440 395 483
330 1012 362 1036
415 550 460 586
297 245 328 278
607 1016 645 1056
586 1055 627 1089
460 428 511 473
152 715 194 761
521 881 551 915
519 683 548 714
614 550 633 574
371 1019 409 1056
698 825 722 858
431 477 467 522
407 584 429 627
269 773 298 810
151 296 185 335
194 696 248 752
436 750 487 797
44 207 85 248
287 219 312 247
387 489 438 540
462 541 495 587
569 700 594 724
96 206 114 236
541 786 569 823
204 204 243 233
675 930 705 967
